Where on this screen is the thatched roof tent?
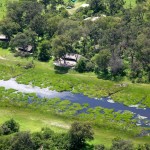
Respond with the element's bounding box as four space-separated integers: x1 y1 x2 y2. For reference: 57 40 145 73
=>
64 54 82 61
54 54 82 68
16 45 33 52
0 34 8 41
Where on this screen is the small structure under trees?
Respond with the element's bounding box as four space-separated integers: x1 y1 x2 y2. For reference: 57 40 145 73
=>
54 53 82 67
0 34 8 41
16 45 33 53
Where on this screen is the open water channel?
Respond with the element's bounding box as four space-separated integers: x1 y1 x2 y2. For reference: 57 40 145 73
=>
0 78 150 127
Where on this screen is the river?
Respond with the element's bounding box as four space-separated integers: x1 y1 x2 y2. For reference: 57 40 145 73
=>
0 78 150 127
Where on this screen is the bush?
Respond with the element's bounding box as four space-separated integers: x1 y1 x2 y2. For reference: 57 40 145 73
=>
86 61 95 72
38 40 51 62
69 122 94 150
0 137 11 150
75 58 94 73
94 144 106 150
1 119 20 135
110 137 134 150
23 62 35 69
75 58 87 73
11 132 34 150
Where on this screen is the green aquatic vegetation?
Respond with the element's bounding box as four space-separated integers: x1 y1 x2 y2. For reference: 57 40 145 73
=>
56 100 71 110
0 88 144 134
0 63 22 80
0 58 149 108
14 66 119 99
112 84 150 107
85 106 136 130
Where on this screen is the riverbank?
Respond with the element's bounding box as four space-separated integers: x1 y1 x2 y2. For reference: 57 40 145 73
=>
0 48 150 108
0 48 150 146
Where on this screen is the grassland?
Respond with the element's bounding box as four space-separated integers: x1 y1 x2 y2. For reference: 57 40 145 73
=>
0 0 7 20
124 0 136 8
0 106 150 147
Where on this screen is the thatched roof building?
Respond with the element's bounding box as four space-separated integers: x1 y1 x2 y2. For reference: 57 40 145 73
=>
54 54 82 67
0 34 8 41
64 54 81 61
16 45 33 53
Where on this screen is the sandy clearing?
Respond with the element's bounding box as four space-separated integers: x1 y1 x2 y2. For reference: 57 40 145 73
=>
42 120 70 129
0 56 7 60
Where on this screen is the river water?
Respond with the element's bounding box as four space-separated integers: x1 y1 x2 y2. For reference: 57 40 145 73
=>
0 78 150 127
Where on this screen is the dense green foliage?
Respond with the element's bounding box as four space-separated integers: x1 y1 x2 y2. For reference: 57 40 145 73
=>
0 0 149 82
0 119 149 150
0 119 19 135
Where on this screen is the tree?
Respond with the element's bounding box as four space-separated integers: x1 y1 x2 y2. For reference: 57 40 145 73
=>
45 15 62 38
0 137 11 150
7 1 43 27
7 1 24 27
32 128 70 150
40 0 51 10
95 144 106 150
75 58 87 73
110 137 134 150
38 40 51 62
21 1 43 25
52 35 72 62
59 7 69 18
10 30 37 53
24 29 38 53
88 0 106 14
136 144 150 150
11 132 34 150
0 19 20 40
69 122 94 150
10 32 31 51
1 119 19 135
30 15 46 37
136 0 147 3
93 49 111 73
57 19 79 35
39 0 64 10
107 0 125 15
109 54 124 76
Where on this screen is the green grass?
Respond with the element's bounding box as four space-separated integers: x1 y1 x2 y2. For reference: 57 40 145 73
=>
0 0 7 20
0 107 69 133
112 83 150 107
92 127 150 147
0 106 149 148
124 0 136 8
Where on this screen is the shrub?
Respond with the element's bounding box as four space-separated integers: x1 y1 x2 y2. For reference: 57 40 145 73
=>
86 61 95 72
11 132 34 150
1 119 20 135
75 58 87 73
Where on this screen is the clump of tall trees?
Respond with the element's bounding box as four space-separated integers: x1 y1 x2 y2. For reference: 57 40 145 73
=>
0 0 149 82
0 119 150 150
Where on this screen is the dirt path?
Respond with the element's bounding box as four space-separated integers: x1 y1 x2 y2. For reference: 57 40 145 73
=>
42 120 70 129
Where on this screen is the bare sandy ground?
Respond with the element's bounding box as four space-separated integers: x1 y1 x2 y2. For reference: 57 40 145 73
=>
0 56 6 60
